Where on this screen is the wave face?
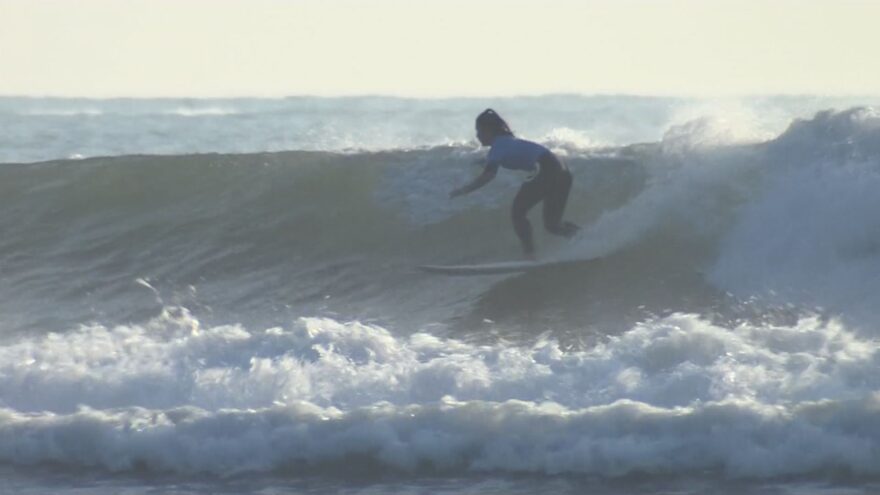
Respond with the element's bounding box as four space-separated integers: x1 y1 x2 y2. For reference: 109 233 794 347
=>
2 103 880 487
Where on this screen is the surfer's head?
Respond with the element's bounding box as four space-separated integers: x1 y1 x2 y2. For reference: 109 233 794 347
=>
475 108 513 146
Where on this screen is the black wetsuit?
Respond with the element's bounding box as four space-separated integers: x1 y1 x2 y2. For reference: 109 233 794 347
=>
511 152 578 256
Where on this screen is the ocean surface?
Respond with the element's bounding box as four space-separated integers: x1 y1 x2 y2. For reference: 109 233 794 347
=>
2 95 880 494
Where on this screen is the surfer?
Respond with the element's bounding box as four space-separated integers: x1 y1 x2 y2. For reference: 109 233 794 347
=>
450 109 579 259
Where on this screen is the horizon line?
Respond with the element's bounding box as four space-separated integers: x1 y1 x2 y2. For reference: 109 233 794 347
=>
3 92 880 101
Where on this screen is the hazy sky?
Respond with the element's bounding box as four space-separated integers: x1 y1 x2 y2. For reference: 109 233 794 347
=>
3 0 879 97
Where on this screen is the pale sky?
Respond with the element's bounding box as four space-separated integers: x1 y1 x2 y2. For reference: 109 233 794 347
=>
2 0 879 98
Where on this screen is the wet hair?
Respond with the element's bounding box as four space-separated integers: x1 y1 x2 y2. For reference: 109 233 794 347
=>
475 108 514 137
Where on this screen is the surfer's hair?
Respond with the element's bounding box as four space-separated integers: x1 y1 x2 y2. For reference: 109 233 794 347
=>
476 109 514 137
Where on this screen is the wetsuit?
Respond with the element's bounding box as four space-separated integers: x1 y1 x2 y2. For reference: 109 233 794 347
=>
486 136 578 256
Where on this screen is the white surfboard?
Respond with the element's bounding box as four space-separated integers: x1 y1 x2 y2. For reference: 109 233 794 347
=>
418 259 567 276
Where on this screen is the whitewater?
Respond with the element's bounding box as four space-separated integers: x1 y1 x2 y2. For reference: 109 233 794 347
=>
2 95 880 494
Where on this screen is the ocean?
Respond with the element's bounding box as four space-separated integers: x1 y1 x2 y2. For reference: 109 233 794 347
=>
2 95 880 494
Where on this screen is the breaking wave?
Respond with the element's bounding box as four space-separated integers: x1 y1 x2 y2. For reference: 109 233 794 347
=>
2 310 879 478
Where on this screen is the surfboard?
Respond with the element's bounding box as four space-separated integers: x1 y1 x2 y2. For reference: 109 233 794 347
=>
418 260 567 276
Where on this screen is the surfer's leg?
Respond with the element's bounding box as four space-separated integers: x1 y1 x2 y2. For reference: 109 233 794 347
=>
512 179 544 257
543 169 579 238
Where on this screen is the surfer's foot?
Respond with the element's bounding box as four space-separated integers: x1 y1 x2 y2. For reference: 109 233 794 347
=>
560 221 579 238
546 221 579 239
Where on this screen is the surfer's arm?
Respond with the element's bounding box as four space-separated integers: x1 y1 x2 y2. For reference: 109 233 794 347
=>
450 164 497 198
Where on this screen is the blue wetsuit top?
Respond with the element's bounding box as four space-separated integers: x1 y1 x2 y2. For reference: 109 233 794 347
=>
486 135 550 176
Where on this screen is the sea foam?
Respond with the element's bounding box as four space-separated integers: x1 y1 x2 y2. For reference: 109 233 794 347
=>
2 308 879 477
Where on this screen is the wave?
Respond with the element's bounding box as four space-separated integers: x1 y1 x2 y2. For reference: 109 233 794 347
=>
1 310 879 479
163 106 240 117
18 108 104 117
0 144 644 335
1 108 879 335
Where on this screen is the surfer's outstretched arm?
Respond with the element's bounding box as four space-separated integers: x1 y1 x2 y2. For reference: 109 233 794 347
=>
449 165 497 198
